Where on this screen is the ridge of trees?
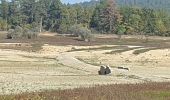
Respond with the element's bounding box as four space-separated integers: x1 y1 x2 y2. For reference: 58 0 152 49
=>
0 0 170 40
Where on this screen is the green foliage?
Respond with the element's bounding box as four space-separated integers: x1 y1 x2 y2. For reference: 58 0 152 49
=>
1 0 170 38
68 24 93 42
23 29 38 39
0 18 7 30
117 25 126 35
116 24 126 39
91 0 118 33
58 5 70 34
47 0 62 32
120 7 170 36
13 26 23 39
7 25 39 39
7 29 14 39
1 0 9 20
7 26 23 39
68 24 83 36
79 27 93 42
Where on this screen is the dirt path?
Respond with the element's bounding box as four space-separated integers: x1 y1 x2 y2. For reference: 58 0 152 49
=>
1 44 170 95
0 46 141 95
57 53 100 74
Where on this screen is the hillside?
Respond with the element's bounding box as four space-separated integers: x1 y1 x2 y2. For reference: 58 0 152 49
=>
77 0 170 10
73 0 99 7
118 0 170 9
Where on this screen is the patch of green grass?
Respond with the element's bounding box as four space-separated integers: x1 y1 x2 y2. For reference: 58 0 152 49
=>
76 57 116 68
1 82 170 100
133 48 158 55
105 47 142 54
68 46 128 52
145 91 170 100
0 43 43 52
77 57 101 66
0 61 60 68
116 74 125 77
21 55 56 60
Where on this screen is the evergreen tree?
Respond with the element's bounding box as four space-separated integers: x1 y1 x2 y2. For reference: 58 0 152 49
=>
75 4 84 24
59 5 70 33
67 6 77 26
20 0 37 24
1 0 8 30
142 8 156 35
34 0 47 32
90 0 119 33
0 0 170 37
1 0 8 20
8 0 22 27
47 0 62 32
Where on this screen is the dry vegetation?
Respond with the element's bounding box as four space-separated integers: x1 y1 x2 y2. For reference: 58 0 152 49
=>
0 32 170 99
1 82 170 100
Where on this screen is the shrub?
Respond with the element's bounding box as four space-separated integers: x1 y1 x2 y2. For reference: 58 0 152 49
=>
126 26 135 35
22 28 38 39
58 24 69 34
0 18 7 31
79 27 93 42
68 24 93 42
162 32 170 37
116 25 126 39
7 25 39 39
7 26 23 39
68 24 83 37
23 28 37 39
7 29 14 39
13 26 23 39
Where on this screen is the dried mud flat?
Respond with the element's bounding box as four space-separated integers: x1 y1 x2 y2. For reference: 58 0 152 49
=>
0 43 170 95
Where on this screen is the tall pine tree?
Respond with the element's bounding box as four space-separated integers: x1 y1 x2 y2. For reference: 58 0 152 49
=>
91 0 119 33
47 0 62 32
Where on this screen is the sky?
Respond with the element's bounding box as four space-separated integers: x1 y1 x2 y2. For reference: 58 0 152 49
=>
4 0 92 4
62 0 91 4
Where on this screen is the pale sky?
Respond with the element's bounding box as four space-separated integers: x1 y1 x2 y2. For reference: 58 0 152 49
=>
5 0 92 4
62 0 91 4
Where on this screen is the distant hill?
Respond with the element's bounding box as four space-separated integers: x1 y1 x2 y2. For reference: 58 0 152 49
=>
73 0 99 7
76 0 170 10
117 0 170 10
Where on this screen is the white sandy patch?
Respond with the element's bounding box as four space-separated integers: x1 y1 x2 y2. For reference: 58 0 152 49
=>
0 44 170 95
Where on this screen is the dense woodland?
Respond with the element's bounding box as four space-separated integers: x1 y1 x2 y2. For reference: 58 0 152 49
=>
0 0 170 40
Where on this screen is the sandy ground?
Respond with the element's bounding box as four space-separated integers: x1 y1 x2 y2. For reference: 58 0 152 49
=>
0 43 170 95
74 47 170 81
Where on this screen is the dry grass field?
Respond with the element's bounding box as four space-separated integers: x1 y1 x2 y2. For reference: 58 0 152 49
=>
1 82 170 100
0 31 170 99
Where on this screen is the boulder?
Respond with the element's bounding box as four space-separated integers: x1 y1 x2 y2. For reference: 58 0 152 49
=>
98 66 106 75
98 65 111 75
105 66 111 74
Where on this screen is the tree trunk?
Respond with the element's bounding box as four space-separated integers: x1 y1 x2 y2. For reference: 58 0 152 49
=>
6 18 8 31
39 17 43 33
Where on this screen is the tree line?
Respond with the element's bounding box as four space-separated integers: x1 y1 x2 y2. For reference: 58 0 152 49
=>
0 0 170 40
